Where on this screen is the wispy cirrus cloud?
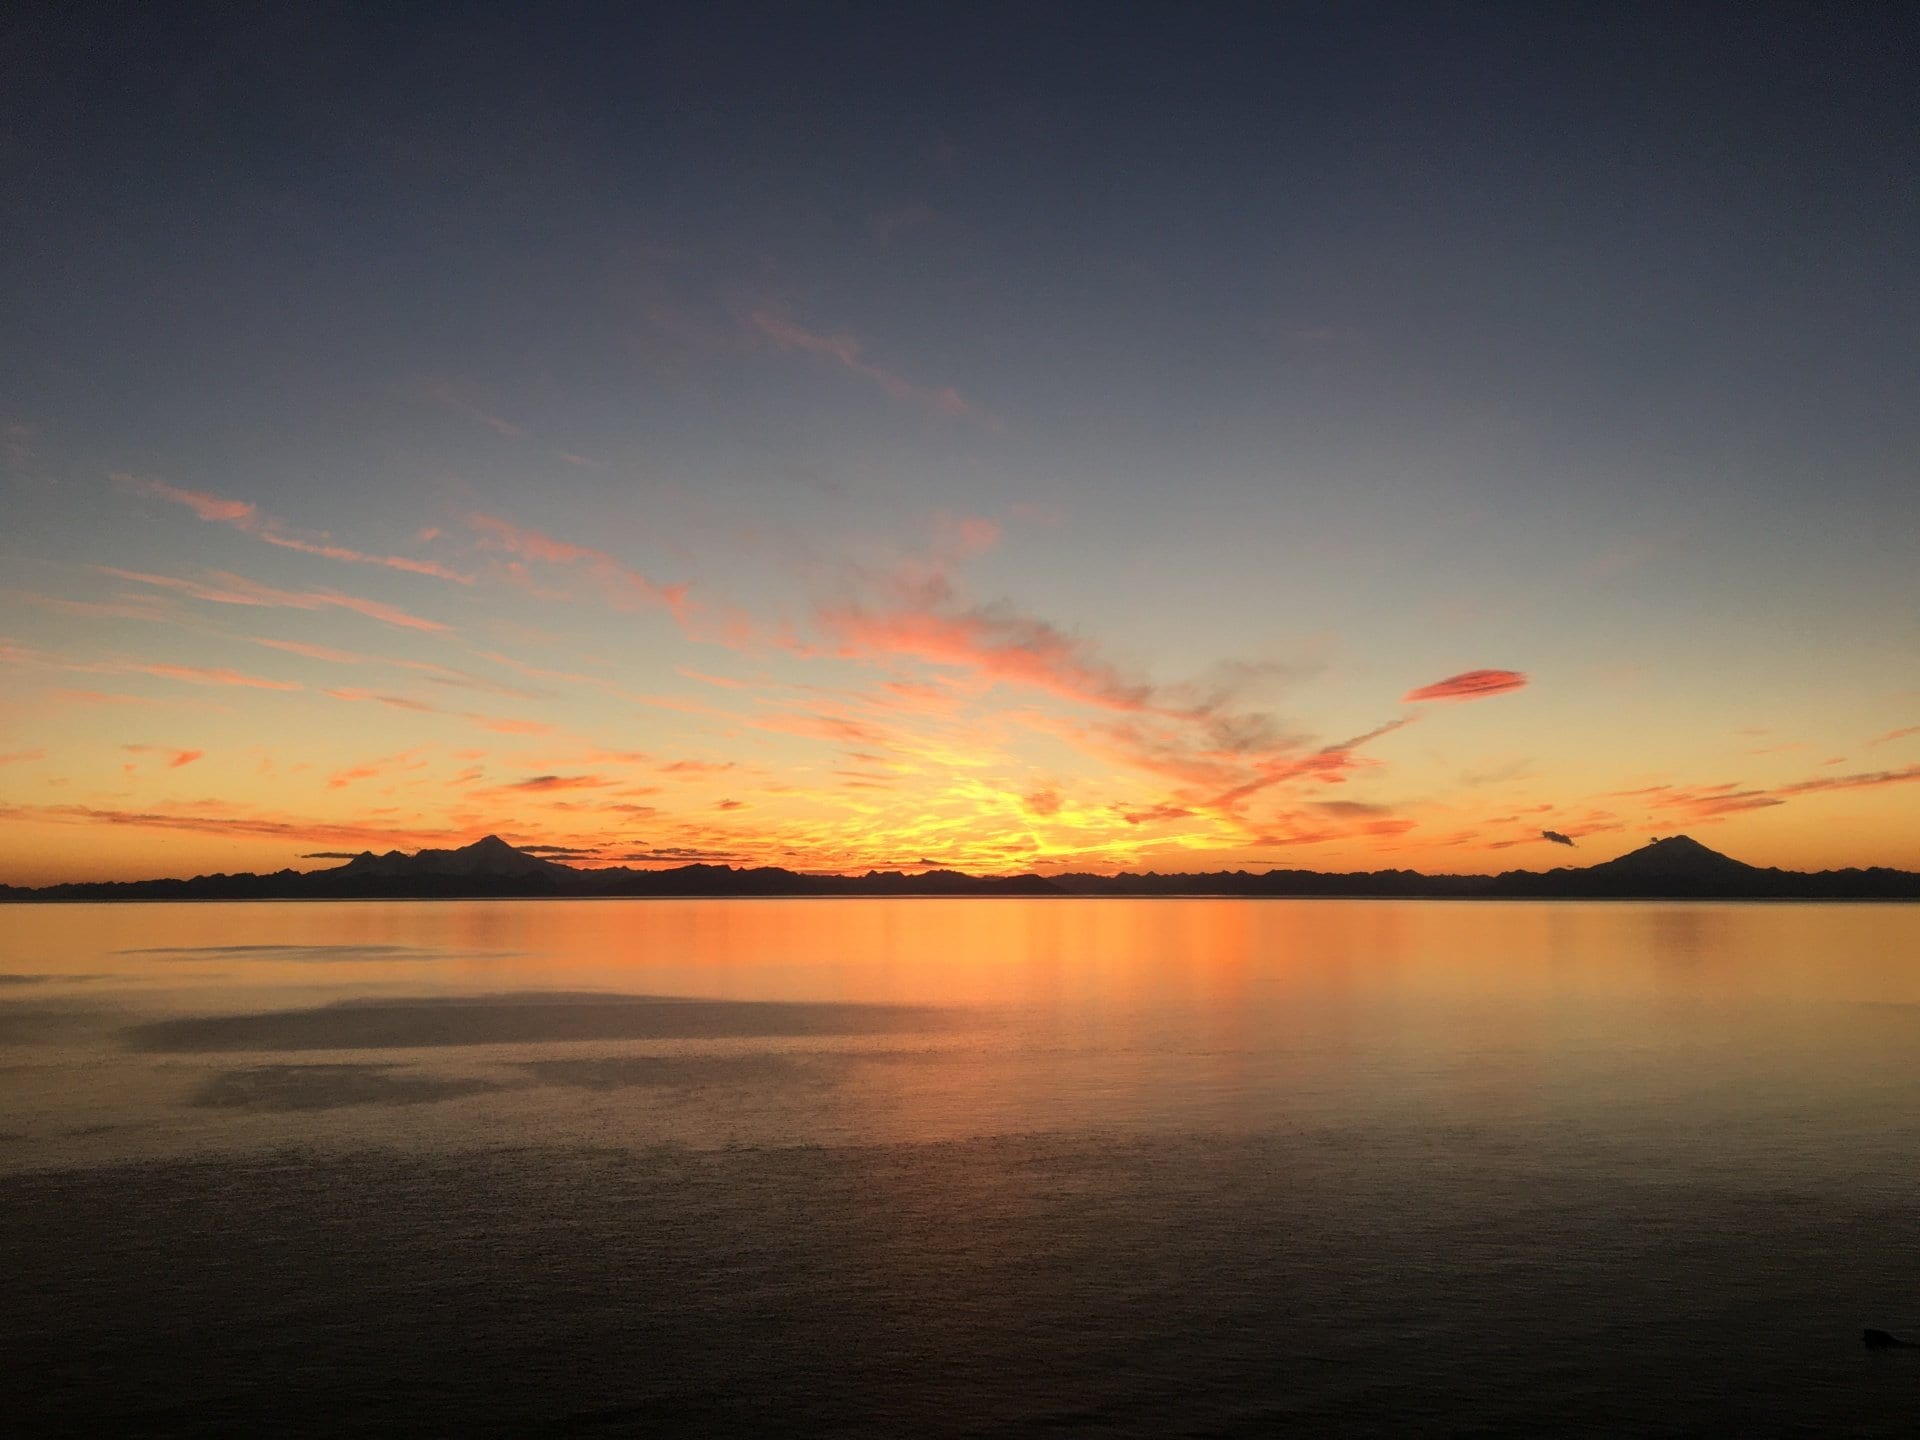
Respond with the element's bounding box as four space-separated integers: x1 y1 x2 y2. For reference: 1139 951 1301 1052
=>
134 664 301 691
123 745 203 769
327 750 430 790
746 308 987 423
612 845 751 865
124 478 253 523
413 381 610 468
676 666 750 690
252 638 366 664
1611 761 1920 826
399 661 547 700
467 514 689 619
1611 781 1783 820
102 567 451 633
1019 709 1406 848
1313 800 1395 820
321 687 554 736
1 641 303 693
1197 718 1411 815
120 475 473 584
0 749 45 765
660 758 735 775
498 774 617 792
1402 669 1529 703
1776 764 1920 798
6 588 184 624
251 533 467 581
809 526 1167 719
45 689 233 713
250 637 547 700
806 522 1318 764
467 649 659 705
820 597 1156 713
0 801 501 853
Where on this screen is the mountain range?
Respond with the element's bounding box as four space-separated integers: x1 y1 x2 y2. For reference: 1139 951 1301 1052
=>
4 834 1916 901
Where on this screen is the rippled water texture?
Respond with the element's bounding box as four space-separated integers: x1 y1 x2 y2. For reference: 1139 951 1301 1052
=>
4 899 1918 1435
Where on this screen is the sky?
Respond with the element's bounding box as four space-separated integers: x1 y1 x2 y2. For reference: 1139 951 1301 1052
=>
2 2 1917 885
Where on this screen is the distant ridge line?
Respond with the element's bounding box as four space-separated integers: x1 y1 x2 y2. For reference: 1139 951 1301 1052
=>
4 834 1917 901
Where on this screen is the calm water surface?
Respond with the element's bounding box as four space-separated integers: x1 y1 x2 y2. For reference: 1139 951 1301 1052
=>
3 899 1918 1435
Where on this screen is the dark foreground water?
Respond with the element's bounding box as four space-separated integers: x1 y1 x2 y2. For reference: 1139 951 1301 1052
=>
3 899 1918 1435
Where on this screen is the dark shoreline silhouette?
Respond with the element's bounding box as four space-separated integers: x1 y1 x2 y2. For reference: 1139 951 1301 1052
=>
3 834 1916 902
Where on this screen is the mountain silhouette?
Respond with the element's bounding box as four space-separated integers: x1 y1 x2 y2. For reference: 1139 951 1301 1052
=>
1485 833 1869 899
334 835 574 885
1584 834 1761 883
3 834 1915 902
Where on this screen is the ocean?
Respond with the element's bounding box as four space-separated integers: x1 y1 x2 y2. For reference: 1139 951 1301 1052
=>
3 898 1917 1435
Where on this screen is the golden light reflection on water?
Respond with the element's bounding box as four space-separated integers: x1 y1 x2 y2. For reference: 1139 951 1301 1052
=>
3 899 1919 1175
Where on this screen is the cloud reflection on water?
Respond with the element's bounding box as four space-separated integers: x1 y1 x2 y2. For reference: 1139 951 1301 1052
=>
521 1049 939 1092
126 991 959 1053
118 944 518 963
192 1063 509 1112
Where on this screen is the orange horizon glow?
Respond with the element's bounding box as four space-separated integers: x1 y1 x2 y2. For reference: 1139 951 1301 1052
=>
4 476 1917 886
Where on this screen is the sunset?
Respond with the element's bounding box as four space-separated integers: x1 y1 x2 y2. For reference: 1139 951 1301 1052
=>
4 5 1918 1436
4 8 1915 888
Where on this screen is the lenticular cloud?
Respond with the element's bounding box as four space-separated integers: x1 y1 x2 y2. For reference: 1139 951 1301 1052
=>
1401 669 1528 703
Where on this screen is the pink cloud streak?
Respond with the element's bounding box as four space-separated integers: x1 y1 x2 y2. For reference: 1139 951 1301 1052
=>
1 640 302 693
123 745 204 768
1402 669 1529 703
121 475 473 584
101 568 450 633
467 514 690 619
